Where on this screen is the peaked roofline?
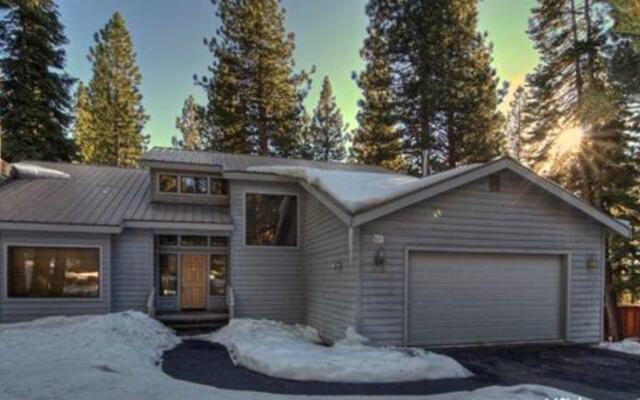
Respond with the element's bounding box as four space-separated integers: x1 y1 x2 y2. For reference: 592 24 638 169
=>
300 156 630 238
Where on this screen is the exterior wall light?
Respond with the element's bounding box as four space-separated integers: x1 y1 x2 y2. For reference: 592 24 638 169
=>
587 254 598 269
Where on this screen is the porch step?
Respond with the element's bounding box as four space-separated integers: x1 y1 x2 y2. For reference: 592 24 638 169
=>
156 310 229 335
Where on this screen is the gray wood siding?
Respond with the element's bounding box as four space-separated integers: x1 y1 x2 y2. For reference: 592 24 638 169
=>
229 180 305 323
360 171 604 345
302 194 359 341
111 228 153 312
0 231 111 323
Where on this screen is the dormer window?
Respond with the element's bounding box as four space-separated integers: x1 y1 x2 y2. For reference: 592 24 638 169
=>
181 176 208 194
210 178 228 195
159 174 178 193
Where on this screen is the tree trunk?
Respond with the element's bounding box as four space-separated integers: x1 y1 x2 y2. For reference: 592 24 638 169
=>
604 237 621 341
569 0 584 101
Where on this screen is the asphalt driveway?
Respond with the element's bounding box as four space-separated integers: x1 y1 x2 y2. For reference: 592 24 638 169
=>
162 340 640 399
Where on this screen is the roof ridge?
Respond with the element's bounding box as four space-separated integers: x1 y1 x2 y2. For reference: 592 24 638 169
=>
148 146 387 170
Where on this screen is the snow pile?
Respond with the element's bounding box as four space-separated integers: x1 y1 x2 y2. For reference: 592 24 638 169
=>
598 338 640 356
12 163 71 179
247 164 481 213
208 319 473 383
0 311 588 400
440 385 588 400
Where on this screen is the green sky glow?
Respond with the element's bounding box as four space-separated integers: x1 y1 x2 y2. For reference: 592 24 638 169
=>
58 0 539 146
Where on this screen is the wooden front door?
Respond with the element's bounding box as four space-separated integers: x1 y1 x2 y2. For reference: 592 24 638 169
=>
181 254 208 310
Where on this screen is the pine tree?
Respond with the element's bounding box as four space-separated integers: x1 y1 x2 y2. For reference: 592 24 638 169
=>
73 82 95 162
351 0 404 170
386 0 504 174
527 0 640 338
78 12 149 167
198 0 312 157
504 86 529 161
0 0 75 162
307 76 348 162
609 0 640 47
173 95 204 151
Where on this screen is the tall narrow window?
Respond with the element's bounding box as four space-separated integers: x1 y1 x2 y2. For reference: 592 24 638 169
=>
209 255 227 295
245 193 298 246
8 247 100 298
159 254 177 297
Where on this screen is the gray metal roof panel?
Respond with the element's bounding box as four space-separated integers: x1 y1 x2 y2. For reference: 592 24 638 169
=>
0 162 231 227
142 147 393 173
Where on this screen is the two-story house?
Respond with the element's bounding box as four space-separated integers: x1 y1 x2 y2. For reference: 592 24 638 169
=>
0 148 630 347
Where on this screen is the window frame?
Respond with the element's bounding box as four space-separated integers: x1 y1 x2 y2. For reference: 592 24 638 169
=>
155 234 230 301
158 174 179 193
243 190 300 249
158 253 179 297
3 243 104 301
156 172 227 197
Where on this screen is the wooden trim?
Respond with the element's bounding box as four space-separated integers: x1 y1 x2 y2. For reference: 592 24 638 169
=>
402 245 572 346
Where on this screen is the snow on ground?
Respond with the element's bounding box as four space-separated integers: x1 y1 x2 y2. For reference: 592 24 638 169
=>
207 318 473 383
0 311 587 400
247 164 481 213
598 338 640 355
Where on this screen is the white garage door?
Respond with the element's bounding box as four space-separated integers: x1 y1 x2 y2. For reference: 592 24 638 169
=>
408 252 565 346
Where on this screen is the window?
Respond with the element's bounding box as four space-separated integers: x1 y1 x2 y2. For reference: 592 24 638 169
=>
210 237 228 247
159 254 177 297
209 255 227 295
158 235 178 246
181 176 208 194
210 178 228 195
8 246 100 298
245 193 298 246
181 235 208 247
159 174 178 193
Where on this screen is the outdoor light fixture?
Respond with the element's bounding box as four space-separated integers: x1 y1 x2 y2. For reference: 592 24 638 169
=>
374 247 385 269
587 254 598 269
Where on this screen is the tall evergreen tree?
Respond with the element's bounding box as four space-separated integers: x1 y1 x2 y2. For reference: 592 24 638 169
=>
173 95 204 151
0 0 74 162
527 0 640 338
307 76 347 162
198 0 312 157
76 12 148 167
504 86 530 161
351 0 404 170
73 81 95 162
385 0 504 174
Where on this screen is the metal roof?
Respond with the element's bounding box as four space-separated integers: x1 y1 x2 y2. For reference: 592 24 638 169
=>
0 162 230 229
142 147 393 173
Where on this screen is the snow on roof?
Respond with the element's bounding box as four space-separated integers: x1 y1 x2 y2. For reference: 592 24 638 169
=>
12 163 71 179
248 163 482 213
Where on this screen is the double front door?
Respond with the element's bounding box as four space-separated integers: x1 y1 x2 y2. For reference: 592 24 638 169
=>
180 254 208 310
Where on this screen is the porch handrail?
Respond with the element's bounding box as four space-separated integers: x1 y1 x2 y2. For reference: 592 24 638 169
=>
146 287 155 317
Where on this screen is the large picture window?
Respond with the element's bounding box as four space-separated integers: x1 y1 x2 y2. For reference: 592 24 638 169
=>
245 193 298 246
8 246 100 298
159 254 177 297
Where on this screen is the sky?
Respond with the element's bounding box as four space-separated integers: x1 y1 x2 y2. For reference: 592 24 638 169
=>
57 0 539 147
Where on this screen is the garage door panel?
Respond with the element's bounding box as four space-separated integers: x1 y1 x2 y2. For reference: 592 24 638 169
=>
411 286 560 304
408 252 565 346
